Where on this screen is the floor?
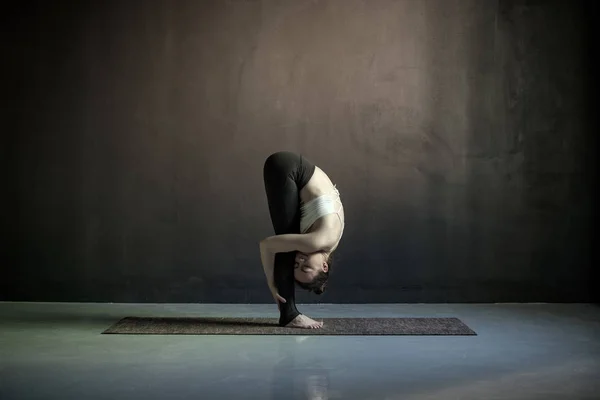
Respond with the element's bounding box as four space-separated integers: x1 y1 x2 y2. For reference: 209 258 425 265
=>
1 302 599 400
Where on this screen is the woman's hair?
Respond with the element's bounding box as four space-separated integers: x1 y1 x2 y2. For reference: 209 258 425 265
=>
295 252 334 295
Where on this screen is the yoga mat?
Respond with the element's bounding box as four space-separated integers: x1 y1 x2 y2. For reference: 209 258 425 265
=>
102 317 476 336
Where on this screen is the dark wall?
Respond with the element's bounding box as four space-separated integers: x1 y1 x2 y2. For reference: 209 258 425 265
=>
4 0 595 303
584 0 599 303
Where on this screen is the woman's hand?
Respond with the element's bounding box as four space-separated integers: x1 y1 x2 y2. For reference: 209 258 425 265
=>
268 281 286 310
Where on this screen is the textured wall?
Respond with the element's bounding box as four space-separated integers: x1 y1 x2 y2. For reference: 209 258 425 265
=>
4 0 595 303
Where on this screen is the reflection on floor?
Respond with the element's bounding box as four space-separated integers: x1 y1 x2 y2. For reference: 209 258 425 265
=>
1 302 599 399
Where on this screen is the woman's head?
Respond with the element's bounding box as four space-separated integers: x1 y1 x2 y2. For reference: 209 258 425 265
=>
294 251 333 294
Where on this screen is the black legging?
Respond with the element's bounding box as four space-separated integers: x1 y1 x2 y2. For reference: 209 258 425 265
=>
263 151 316 326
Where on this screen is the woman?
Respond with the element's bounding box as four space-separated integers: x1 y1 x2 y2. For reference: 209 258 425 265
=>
260 151 345 329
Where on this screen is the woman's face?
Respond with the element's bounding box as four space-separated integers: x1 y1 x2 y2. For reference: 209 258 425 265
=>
294 252 328 283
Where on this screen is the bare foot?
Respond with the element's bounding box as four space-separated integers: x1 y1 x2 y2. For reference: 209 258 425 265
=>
286 314 324 329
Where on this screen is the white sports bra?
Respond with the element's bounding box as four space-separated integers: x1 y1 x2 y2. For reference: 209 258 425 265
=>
300 185 344 246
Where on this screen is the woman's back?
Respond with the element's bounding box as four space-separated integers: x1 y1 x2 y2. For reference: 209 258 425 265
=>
299 166 345 250
300 166 337 201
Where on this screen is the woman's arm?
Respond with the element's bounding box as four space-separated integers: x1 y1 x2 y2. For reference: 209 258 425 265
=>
259 233 323 280
260 244 285 305
260 243 277 287
259 232 326 303
260 232 326 255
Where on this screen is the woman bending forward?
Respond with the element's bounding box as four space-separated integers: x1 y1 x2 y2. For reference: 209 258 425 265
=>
260 151 345 329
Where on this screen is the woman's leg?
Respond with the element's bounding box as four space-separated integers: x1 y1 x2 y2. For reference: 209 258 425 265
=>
262 151 313 326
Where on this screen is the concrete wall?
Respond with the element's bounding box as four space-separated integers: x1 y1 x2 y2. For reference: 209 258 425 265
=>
4 0 596 303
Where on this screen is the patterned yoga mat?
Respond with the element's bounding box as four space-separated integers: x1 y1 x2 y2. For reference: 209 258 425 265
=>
102 316 477 336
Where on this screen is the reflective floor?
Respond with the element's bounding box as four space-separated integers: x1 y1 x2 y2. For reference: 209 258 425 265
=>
1 302 599 399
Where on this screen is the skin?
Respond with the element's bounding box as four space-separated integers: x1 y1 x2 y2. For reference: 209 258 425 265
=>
294 251 329 283
260 166 344 329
